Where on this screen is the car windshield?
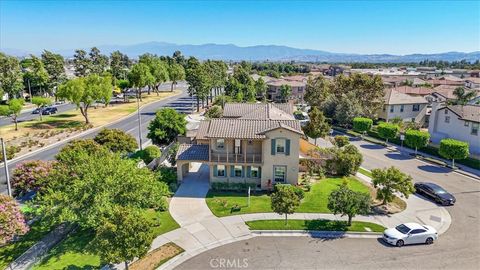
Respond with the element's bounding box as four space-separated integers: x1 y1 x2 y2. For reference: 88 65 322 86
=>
431 186 447 194
395 224 411 234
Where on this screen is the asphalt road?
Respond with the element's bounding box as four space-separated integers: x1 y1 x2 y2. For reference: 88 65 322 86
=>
0 82 193 194
0 103 77 127
178 136 480 269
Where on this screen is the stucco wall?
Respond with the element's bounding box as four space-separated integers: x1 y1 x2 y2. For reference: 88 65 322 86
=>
378 103 427 121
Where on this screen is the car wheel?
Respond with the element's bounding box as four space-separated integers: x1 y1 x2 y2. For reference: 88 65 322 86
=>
396 240 404 247
425 237 434 245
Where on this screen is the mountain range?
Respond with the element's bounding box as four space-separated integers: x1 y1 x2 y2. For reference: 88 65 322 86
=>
3 42 480 63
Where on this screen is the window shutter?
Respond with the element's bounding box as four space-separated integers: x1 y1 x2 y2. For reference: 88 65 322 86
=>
258 167 262 178
286 139 291 156
213 165 218 177
242 166 245 178
271 139 276 155
230 165 235 177
247 166 251 178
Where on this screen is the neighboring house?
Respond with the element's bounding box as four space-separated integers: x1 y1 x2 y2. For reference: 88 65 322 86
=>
393 86 433 97
428 103 480 155
426 78 464 87
465 77 480 89
176 103 303 189
266 79 306 103
378 88 429 125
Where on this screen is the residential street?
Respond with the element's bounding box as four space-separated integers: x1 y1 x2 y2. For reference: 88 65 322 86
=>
0 82 193 194
177 136 480 270
0 103 76 127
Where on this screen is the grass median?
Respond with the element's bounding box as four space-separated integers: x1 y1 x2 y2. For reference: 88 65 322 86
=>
246 219 385 232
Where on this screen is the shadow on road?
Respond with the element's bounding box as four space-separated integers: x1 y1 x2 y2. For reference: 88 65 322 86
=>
385 153 413 160
360 144 385 150
417 165 449 173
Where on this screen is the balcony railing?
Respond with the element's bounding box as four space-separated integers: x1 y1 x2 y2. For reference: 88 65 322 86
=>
210 152 262 163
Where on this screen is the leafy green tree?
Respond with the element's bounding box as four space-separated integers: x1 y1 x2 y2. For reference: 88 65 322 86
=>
327 183 371 226
371 166 415 205
110 51 130 83
0 194 29 244
168 63 185 92
185 57 210 111
439 138 469 168
0 98 24 130
377 122 399 143
128 63 153 102
404 130 430 155
31 96 52 121
254 77 267 102
55 139 108 166
212 94 233 108
0 52 23 98
91 207 154 270
167 143 179 166
139 54 169 95
205 105 223 119
271 184 301 225
147 108 187 145
89 47 109 75
94 128 138 153
326 144 363 176
73 49 91 77
131 145 161 164
11 160 54 197
279 84 292 103
304 75 331 107
333 135 350 148
352 117 373 133
57 74 112 124
303 107 330 145
334 93 363 126
41 50 66 95
37 150 169 229
452 87 477 105
23 55 49 96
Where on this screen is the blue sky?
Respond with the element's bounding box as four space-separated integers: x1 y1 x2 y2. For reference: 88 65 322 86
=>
1 0 479 54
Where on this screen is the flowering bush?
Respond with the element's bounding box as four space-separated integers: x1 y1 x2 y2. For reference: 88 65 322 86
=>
0 194 29 244
11 160 54 197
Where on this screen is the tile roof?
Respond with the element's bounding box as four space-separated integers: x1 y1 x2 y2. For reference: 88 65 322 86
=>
267 79 306 87
384 88 428 105
393 86 433 96
223 103 294 118
176 144 209 161
439 105 480 123
198 118 303 139
426 79 464 86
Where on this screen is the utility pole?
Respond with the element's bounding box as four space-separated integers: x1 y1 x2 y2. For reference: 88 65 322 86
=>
137 90 143 150
1 138 12 196
27 79 32 103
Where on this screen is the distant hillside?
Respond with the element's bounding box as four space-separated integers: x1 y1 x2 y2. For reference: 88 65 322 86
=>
2 42 479 63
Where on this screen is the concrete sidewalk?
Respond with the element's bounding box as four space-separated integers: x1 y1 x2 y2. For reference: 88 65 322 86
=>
114 162 453 270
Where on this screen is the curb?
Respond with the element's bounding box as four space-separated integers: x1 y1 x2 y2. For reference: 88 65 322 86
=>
251 230 381 238
1 90 184 167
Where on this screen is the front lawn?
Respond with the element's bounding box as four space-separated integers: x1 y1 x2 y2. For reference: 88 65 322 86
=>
206 177 370 217
246 219 385 232
32 210 179 270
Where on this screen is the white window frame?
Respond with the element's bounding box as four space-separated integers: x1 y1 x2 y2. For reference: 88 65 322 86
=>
464 121 470 127
276 139 286 154
273 166 287 182
412 104 420 111
445 116 450 123
472 123 479 136
251 166 260 178
400 105 404 112
234 165 243 177
217 165 226 177
216 139 225 149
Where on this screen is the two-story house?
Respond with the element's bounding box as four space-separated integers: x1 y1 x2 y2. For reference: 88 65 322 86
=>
378 88 429 126
176 103 303 189
266 79 306 103
428 102 480 156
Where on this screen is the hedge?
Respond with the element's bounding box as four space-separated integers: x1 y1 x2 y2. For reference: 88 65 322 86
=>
211 182 257 191
352 117 373 133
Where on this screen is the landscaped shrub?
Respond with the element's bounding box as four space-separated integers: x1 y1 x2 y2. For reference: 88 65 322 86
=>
352 117 373 133
11 160 55 197
156 166 177 185
439 138 469 168
211 182 256 191
377 122 399 143
333 135 350 148
132 145 161 164
0 194 29 244
94 128 138 153
404 130 430 155
0 145 21 161
326 145 363 176
292 185 305 200
205 105 223 118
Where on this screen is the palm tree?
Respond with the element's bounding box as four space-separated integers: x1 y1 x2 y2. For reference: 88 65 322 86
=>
452 87 476 105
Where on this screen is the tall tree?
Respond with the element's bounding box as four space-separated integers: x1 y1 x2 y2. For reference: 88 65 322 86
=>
168 63 185 92
0 52 23 98
0 98 24 130
41 50 66 96
254 77 267 102
172 50 186 66
147 108 187 145
73 49 91 77
279 84 292 103
185 57 210 111
128 63 153 101
23 55 49 96
271 184 301 225
89 47 109 74
334 92 363 126
110 50 128 82
57 74 112 124
303 107 330 145
372 166 415 205
139 54 169 95
327 183 371 226
452 87 476 105
304 75 331 107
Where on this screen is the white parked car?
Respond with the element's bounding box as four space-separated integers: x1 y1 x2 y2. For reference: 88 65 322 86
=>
383 223 438 247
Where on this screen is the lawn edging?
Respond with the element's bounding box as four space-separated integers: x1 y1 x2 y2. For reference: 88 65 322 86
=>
250 230 381 238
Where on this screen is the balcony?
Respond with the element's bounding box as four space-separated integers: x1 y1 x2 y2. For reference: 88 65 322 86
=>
210 152 262 164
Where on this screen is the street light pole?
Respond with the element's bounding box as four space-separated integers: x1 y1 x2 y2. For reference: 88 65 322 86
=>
137 90 143 150
1 138 12 197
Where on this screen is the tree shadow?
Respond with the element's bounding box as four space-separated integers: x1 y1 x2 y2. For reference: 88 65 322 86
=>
417 165 449 173
26 120 84 130
360 144 384 150
384 153 413 160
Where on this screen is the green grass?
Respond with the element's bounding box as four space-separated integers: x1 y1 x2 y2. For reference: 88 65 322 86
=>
246 219 385 232
358 167 373 178
32 210 180 270
206 177 370 217
0 221 55 269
